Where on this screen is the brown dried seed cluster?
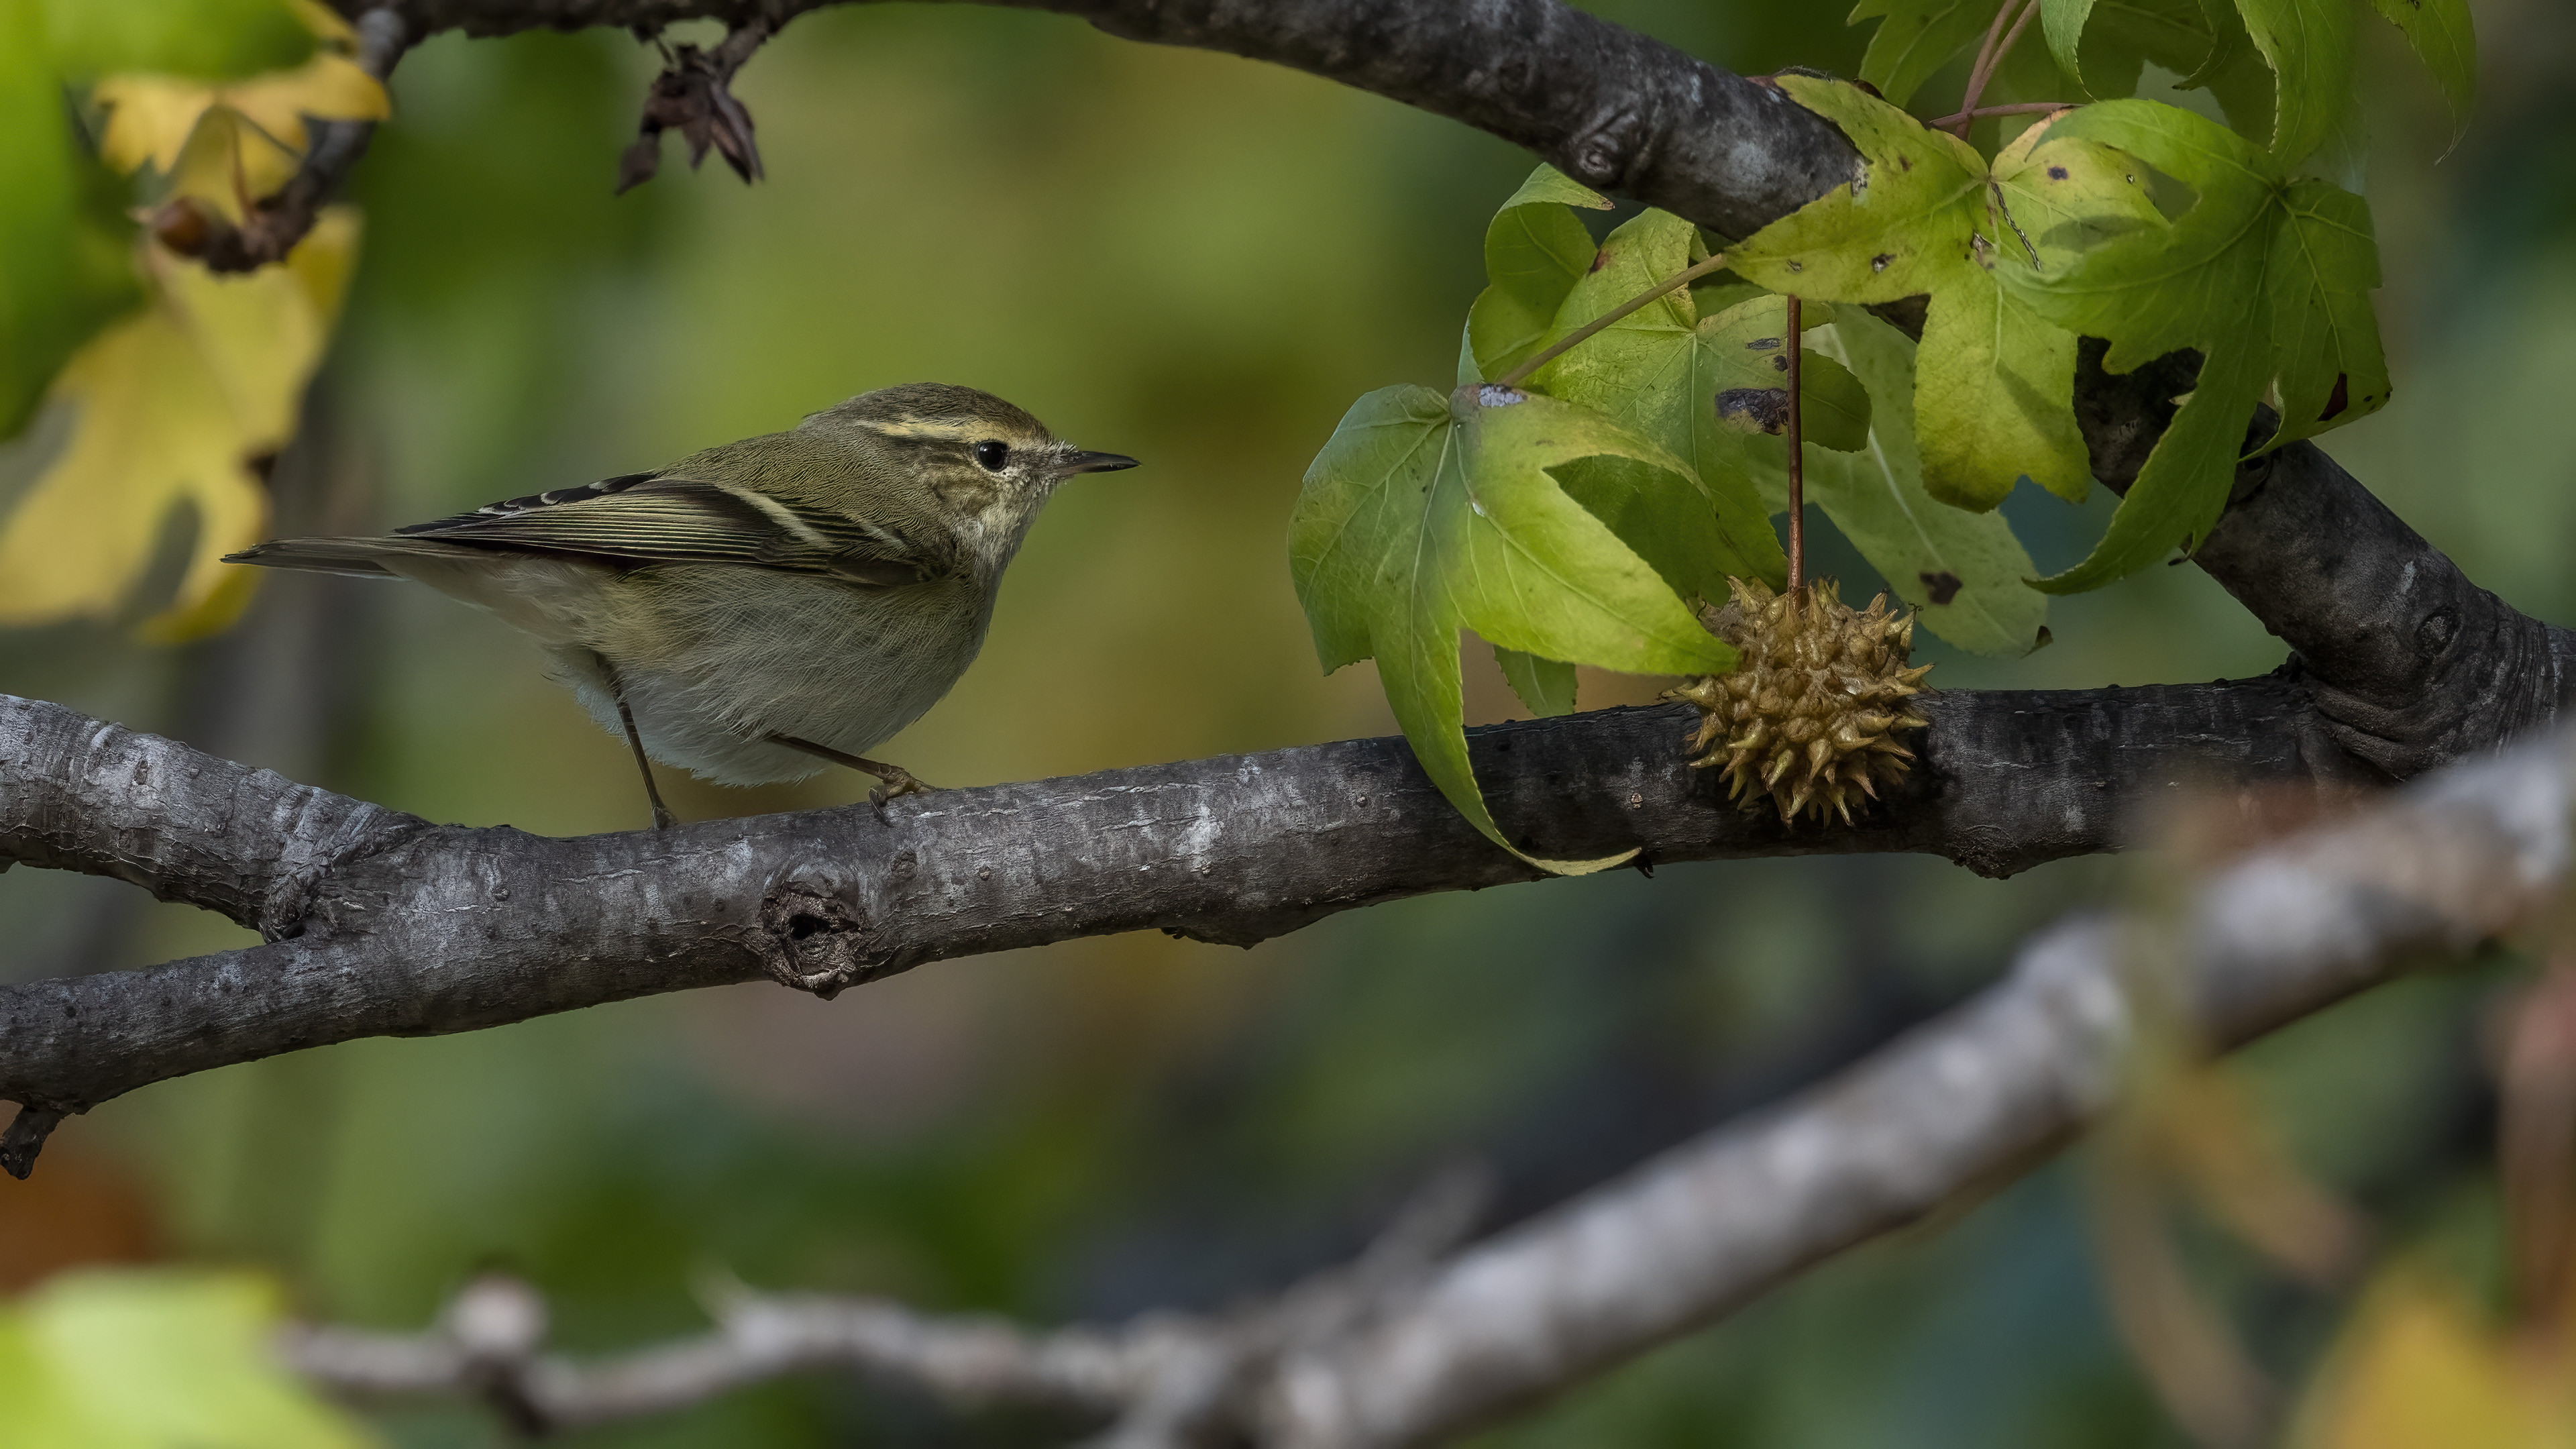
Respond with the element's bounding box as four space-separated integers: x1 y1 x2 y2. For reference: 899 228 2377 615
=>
1666 576 1932 826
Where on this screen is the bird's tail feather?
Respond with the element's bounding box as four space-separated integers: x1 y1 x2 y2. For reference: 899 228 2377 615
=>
223 536 431 578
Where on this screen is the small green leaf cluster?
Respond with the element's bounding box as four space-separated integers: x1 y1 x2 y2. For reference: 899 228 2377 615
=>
1291 0 2462 857
1829 0 2467 584
1291 167 2041 867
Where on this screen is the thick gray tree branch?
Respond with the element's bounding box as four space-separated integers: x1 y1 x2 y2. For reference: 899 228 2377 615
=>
274 725 2576 1445
0 675 2326 1155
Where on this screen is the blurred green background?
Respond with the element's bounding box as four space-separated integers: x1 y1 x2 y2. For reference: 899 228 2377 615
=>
1 0 2569 1442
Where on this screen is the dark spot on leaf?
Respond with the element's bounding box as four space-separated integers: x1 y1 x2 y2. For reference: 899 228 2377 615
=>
1771 354 1789 372
1746 336 1781 350
1898 154 1914 171
2047 165 2069 180
1787 260 1803 273
1919 571 1963 605
1870 252 1893 272
1715 388 1793 434
2318 372 2349 422
1591 247 1614 273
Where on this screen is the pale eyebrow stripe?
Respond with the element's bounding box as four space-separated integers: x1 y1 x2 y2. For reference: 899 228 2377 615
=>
855 419 979 440
709 482 835 549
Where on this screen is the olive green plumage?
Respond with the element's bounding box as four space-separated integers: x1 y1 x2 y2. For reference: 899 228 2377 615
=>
1666 577 1932 826
225 382 1135 824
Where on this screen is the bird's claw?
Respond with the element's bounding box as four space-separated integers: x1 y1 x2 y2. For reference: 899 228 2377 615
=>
867 771 932 809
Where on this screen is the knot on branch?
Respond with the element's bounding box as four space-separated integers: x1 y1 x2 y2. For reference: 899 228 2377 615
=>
752 877 881 999
617 20 774 195
1559 104 1647 189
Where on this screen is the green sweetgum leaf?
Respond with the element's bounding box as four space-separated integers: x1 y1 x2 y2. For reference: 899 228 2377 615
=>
1463 166 1613 382
1521 209 1810 594
1811 311 2051 655
2235 0 2357 164
2004 99 2387 591
1686 294 1871 511
1494 645 1578 716
2041 0 2273 138
1851 0 2010 109
0 1269 376 1447
1729 77 2121 511
1291 384 1733 870
2367 0 2473 145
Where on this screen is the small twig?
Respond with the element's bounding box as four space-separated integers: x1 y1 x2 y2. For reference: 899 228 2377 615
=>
1957 0 2029 111
286 1166 1493 1441
0 1107 62 1181
1784 294 1804 593
1493 252 1731 389
1951 0 2043 136
1927 101 2076 129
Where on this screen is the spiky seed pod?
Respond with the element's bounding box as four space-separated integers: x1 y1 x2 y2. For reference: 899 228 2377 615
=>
1666 577 1932 826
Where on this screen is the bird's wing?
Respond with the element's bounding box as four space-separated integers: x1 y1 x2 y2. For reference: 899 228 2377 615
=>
394 474 959 586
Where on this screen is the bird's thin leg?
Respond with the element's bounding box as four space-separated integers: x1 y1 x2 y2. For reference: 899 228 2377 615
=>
597 654 679 830
768 734 933 807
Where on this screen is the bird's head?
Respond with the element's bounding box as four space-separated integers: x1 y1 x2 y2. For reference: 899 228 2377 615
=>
802 383 1136 530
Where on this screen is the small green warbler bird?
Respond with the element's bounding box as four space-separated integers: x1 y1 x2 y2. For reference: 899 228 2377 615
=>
227 383 1136 827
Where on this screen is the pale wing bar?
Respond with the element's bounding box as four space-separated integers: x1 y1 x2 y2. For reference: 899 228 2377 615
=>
395 476 956 585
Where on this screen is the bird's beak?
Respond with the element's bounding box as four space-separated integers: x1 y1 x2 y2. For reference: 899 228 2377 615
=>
1059 450 1140 476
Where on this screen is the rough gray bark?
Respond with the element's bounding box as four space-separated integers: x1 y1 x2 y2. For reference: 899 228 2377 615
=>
0 675 2321 1131
277 726 2576 1445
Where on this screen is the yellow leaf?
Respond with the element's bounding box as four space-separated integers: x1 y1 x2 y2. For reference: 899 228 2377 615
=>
0 210 360 641
93 51 388 206
160 105 303 223
0 1268 378 1448
2290 1269 2576 1449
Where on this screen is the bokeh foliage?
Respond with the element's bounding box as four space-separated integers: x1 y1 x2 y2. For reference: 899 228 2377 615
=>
0 0 2570 1444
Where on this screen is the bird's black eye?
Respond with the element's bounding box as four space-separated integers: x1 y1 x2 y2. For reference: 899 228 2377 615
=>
973 439 1009 472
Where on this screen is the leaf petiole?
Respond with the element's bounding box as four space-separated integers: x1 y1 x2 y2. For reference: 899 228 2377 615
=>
1493 251 1732 390
1785 294 1805 593
1953 0 2043 135
1927 101 2076 129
